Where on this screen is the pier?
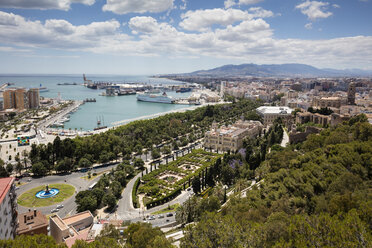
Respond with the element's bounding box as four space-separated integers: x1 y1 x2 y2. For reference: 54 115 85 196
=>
83 98 96 103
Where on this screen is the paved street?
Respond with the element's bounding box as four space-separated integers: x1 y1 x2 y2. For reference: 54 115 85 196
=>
16 163 118 218
15 139 203 228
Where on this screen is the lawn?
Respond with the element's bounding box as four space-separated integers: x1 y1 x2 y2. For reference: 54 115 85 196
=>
17 183 75 208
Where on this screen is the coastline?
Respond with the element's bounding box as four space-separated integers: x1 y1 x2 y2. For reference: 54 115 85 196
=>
93 101 228 134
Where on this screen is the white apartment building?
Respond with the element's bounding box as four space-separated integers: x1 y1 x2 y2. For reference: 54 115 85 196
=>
0 177 17 240
256 106 293 125
204 120 263 152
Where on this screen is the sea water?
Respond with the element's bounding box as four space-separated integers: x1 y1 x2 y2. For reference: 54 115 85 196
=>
0 74 192 131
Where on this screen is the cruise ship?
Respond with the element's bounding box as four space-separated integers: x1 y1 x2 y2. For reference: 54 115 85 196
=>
137 92 174 104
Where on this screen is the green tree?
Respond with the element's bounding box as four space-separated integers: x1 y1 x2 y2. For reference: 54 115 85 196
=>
114 171 127 187
192 176 201 194
6 163 13 174
103 192 116 209
151 149 161 159
124 222 173 248
76 195 97 213
78 158 92 168
31 162 47 177
133 158 145 169
92 188 105 205
110 180 123 199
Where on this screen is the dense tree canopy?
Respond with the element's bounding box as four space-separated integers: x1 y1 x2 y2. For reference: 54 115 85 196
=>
180 116 372 247
25 100 261 175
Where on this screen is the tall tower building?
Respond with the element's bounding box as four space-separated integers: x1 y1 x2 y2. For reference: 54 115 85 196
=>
220 81 225 98
347 83 356 105
15 88 27 110
27 88 40 109
3 89 16 109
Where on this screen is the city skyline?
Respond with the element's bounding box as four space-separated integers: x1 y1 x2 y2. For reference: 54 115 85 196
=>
0 0 371 74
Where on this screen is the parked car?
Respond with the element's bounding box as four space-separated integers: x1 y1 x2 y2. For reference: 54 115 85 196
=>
148 216 155 220
166 213 173 217
56 205 64 209
158 214 164 219
51 209 59 213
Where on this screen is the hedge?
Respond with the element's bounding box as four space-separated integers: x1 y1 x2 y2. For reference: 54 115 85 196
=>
145 187 182 209
132 177 141 208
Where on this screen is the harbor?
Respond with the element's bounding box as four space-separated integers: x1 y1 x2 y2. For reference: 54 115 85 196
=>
0 74 224 132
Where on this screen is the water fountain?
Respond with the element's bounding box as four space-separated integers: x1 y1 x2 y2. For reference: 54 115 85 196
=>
35 184 59 199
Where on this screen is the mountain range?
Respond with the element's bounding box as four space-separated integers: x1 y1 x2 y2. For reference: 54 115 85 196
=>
166 63 372 78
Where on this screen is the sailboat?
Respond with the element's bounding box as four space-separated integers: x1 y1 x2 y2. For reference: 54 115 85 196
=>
94 115 107 131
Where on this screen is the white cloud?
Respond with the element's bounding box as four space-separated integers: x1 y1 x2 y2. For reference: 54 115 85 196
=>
0 11 371 69
305 23 313 29
0 0 94 11
239 0 264 5
296 1 333 21
180 0 187 10
179 7 273 31
129 16 159 33
102 0 174 14
224 0 236 8
0 11 122 49
332 4 340 8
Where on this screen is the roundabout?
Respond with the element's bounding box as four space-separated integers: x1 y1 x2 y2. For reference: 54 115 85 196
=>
17 183 75 208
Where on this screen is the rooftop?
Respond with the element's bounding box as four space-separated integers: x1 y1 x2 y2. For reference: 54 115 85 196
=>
17 210 48 235
51 215 69 231
63 211 93 227
256 106 294 115
0 177 14 204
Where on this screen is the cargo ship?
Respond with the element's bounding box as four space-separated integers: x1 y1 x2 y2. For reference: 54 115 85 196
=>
137 92 174 104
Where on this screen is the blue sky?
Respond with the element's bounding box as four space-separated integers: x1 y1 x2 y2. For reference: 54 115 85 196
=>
0 0 371 74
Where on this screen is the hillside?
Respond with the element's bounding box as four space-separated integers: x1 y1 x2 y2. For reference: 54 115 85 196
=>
161 63 372 78
180 116 372 247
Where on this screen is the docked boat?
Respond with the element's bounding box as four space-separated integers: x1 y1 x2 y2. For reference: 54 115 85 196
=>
137 92 174 104
117 90 136 96
176 87 192 93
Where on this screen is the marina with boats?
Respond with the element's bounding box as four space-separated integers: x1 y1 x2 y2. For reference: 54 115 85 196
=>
27 74 224 134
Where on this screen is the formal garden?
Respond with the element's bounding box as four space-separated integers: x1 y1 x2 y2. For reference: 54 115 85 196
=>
136 149 222 208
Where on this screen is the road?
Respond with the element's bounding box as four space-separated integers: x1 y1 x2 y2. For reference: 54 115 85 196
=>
15 139 202 227
37 101 82 130
16 163 118 218
280 129 289 147
115 141 202 223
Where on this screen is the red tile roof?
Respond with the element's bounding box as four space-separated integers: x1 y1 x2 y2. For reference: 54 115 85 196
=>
0 177 14 204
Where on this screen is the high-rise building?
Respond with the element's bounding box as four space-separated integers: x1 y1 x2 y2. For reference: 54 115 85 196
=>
27 88 40 109
3 88 40 110
15 88 27 110
3 89 16 109
0 177 18 240
347 83 356 105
